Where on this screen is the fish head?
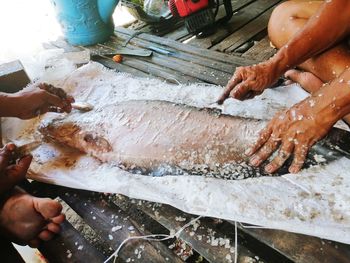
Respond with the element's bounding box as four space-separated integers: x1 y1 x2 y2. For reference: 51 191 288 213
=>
40 120 112 155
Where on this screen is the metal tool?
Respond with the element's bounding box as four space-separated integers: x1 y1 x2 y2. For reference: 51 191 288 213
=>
114 47 152 57
16 140 42 157
96 44 152 57
147 46 173 55
72 102 94 112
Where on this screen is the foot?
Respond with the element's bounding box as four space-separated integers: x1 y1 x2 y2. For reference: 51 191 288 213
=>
0 187 65 247
284 69 324 93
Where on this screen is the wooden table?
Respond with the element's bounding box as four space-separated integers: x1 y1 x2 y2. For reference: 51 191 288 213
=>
25 1 350 262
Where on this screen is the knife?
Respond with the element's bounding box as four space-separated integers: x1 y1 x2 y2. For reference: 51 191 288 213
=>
15 141 42 157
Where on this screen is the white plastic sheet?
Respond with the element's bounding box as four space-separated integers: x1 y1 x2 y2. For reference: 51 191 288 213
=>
3 62 350 244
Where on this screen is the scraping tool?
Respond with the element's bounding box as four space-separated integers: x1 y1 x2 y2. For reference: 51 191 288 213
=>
15 140 42 157
72 102 94 112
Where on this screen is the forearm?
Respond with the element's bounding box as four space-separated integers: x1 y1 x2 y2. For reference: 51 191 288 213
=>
0 93 17 117
272 0 350 74
308 68 350 127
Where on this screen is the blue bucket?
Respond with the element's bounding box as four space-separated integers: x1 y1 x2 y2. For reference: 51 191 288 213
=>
51 0 119 46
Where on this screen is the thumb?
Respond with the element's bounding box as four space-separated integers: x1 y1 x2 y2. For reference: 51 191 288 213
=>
3 155 33 189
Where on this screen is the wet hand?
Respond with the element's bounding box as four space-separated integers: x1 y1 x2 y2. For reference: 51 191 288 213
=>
245 97 336 173
217 61 282 103
0 143 32 193
12 83 75 119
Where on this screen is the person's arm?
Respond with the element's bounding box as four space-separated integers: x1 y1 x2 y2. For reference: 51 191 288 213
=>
0 93 16 117
218 0 350 103
0 83 74 119
273 0 350 74
247 67 350 174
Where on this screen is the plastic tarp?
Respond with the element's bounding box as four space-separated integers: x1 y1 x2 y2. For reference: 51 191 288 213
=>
3 62 350 244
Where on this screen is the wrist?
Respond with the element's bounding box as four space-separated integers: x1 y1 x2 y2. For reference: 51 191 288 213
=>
308 92 346 129
313 75 350 120
0 93 18 117
267 48 291 78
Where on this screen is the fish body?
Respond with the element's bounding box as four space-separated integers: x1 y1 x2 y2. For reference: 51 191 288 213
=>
40 100 265 176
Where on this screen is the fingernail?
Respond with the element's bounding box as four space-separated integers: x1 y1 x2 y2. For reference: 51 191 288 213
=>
289 166 297 174
22 154 33 159
265 164 273 173
19 154 33 162
245 148 253 156
6 143 16 151
250 156 260 166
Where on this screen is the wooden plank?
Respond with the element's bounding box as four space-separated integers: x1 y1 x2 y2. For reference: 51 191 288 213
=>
186 0 281 49
95 50 229 85
108 33 237 74
235 225 350 263
56 188 183 263
214 6 276 52
94 57 150 78
164 26 189 41
95 54 202 84
39 220 106 263
242 36 276 62
112 195 272 263
98 36 232 85
121 57 202 84
127 20 148 31
133 50 231 86
88 44 202 84
114 27 257 66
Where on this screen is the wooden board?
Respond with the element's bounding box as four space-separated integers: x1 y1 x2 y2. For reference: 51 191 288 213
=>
112 195 294 263
242 36 276 62
212 5 277 52
235 223 350 263
39 220 106 263
185 0 282 49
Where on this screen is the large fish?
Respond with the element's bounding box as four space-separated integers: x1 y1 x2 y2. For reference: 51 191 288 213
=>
39 100 268 178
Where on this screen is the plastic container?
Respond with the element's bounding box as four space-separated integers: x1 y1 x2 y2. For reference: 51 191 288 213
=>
51 0 119 46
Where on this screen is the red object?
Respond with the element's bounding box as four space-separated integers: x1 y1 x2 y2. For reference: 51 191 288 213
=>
168 0 209 17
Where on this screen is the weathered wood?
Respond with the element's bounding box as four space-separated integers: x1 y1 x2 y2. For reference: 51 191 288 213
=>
99 37 232 85
94 56 150 78
56 188 183 263
242 36 276 62
127 20 148 31
186 0 282 49
121 57 202 84
39 220 106 263
214 6 277 52
88 44 202 84
235 224 350 263
164 26 189 41
108 33 237 74
113 195 270 263
114 27 257 66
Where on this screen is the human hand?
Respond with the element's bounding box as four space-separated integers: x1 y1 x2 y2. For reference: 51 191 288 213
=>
217 61 282 104
11 83 74 120
0 143 32 193
245 96 337 173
